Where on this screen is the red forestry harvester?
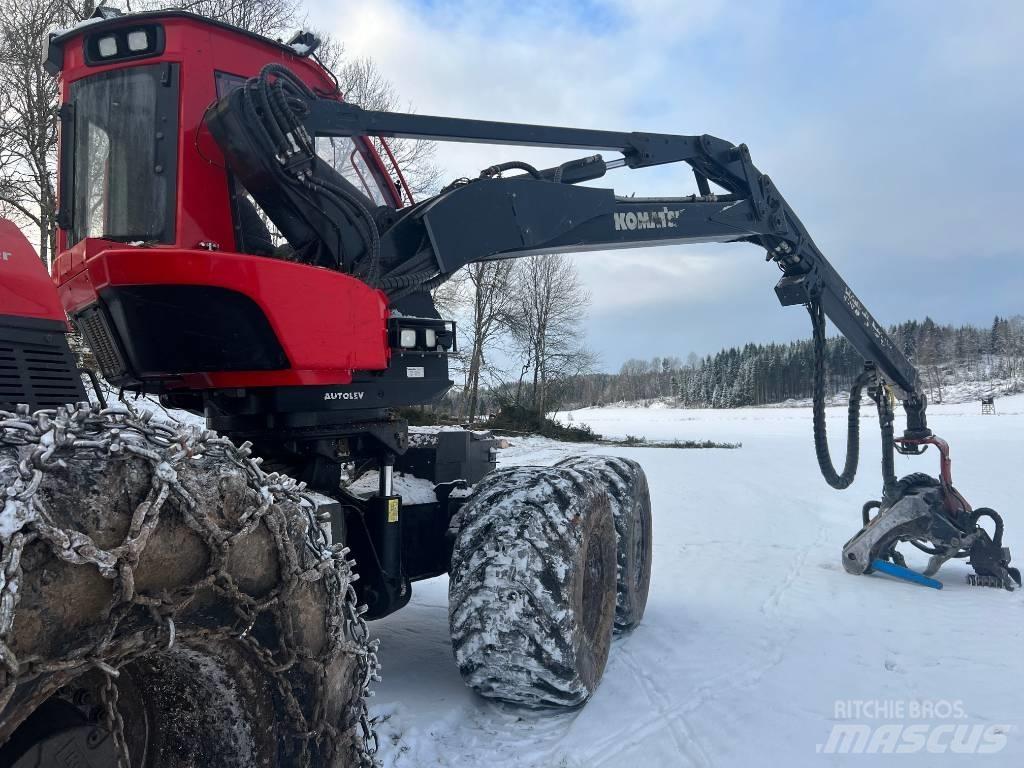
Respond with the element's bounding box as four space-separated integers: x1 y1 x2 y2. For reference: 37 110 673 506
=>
0 8 1016 766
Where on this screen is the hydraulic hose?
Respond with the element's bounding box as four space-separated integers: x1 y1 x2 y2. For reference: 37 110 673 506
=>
479 161 542 179
862 500 881 526
808 299 872 490
969 508 1005 548
237 65 383 281
874 387 898 497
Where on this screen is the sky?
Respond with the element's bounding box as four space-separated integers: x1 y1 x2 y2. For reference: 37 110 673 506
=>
308 0 1024 371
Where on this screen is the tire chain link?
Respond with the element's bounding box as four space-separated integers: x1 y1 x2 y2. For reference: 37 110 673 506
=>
0 401 381 766
100 665 130 768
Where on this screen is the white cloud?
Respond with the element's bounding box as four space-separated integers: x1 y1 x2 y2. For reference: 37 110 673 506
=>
570 245 758 313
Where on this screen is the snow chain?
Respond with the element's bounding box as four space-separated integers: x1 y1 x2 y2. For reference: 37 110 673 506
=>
100 667 130 768
0 402 380 766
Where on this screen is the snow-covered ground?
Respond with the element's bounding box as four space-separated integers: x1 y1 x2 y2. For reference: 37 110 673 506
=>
370 396 1024 766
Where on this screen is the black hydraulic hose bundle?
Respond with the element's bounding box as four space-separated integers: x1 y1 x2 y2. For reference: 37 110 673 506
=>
810 298 928 541
479 161 543 179
233 65 458 300
874 386 898 497
970 508 1006 548
236 64 385 285
808 299 871 490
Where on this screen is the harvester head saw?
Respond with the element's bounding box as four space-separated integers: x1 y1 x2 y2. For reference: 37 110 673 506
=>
842 436 1021 591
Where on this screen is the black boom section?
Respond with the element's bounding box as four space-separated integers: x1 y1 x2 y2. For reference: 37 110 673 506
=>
299 98 924 402
0 317 86 411
392 180 759 273
207 68 924 411
211 82 925 409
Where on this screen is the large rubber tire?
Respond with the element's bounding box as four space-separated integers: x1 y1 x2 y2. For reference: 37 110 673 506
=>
0 416 366 767
557 455 653 632
449 466 617 708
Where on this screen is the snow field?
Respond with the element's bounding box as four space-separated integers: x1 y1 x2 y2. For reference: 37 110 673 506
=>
369 396 1024 766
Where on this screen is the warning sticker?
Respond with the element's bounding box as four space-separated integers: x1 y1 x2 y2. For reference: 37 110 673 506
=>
388 499 400 523
406 366 425 378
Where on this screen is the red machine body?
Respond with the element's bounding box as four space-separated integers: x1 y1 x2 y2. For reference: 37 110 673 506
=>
0 220 66 325
48 12 408 391
59 242 389 389
0 220 86 411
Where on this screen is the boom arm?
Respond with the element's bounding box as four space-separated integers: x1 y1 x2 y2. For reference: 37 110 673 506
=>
208 66 928 432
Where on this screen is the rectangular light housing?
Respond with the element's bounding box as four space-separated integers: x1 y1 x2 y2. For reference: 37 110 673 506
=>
85 24 163 66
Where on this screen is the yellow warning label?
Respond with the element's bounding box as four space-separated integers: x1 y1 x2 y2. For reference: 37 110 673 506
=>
387 499 400 523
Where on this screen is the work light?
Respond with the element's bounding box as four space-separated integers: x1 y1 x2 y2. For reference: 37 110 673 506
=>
127 30 149 52
97 36 118 57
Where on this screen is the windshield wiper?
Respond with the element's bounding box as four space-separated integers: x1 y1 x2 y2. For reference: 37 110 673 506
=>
99 233 158 243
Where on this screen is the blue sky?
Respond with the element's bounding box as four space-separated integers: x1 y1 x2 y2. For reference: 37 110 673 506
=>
309 0 1023 370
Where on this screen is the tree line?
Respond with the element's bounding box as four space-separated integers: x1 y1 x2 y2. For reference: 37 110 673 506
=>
440 266 1022 420
533 315 1024 411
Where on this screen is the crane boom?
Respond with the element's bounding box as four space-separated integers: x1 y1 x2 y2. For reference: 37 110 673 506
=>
212 64 1024 591
210 70 926 434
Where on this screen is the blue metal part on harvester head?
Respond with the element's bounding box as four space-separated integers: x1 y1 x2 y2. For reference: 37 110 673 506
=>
871 559 943 590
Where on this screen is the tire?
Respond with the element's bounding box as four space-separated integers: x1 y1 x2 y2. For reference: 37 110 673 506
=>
0 407 369 767
557 455 653 632
449 466 617 708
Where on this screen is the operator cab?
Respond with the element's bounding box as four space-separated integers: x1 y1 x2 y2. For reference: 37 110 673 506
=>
49 11 405 256
44 10 435 399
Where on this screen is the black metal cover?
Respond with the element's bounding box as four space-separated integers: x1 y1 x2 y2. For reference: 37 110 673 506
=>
0 318 87 411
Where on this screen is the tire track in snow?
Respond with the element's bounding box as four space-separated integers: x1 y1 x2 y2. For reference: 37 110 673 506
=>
581 647 712 768
577 516 830 766
465 702 582 767
760 521 829 617
660 520 829 756
375 701 580 768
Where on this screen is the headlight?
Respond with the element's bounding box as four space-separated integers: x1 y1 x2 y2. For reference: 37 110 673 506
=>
97 36 118 57
399 329 417 348
424 329 437 348
127 30 150 52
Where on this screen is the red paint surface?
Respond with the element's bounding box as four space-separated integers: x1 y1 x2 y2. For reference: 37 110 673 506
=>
59 246 391 388
0 219 66 324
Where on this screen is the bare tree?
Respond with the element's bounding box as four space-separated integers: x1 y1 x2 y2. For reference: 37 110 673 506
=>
510 255 595 427
153 0 301 37
0 0 100 268
315 38 441 197
463 260 516 422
